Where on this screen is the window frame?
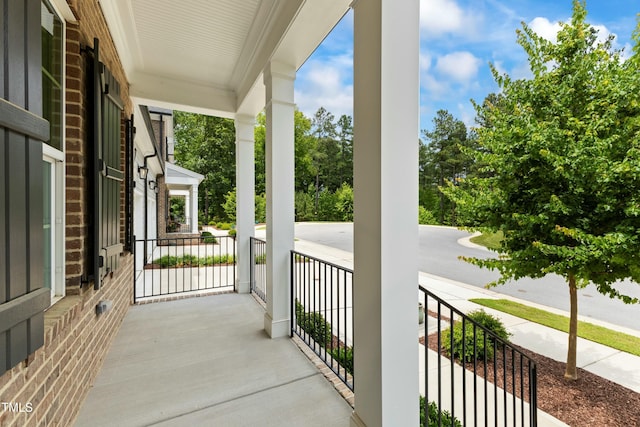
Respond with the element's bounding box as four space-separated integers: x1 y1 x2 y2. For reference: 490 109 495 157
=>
41 0 66 304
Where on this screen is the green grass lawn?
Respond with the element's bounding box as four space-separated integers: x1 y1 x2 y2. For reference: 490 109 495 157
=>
469 230 503 251
470 298 640 357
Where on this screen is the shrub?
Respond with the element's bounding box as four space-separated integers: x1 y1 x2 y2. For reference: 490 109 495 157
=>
295 190 315 221
442 309 510 362
295 300 332 347
419 206 438 225
181 254 198 266
202 254 235 265
200 231 217 244
330 346 353 375
317 189 339 221
228 228 237 237
154 255 179 268
420 396 462 427
222 188 236 222
335 183 354 221
153 254 235 267
255 193 266 223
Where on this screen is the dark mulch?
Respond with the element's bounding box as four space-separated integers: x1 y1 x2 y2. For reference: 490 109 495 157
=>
421 333 640 426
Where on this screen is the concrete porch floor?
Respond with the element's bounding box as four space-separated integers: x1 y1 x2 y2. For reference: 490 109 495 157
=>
74 293 353 426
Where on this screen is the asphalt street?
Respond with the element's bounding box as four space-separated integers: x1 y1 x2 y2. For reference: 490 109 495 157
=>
294 222 640 332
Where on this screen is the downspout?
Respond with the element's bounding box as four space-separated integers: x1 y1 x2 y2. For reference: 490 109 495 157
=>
158 114 164 237
140 106 166 263
143 151 156 265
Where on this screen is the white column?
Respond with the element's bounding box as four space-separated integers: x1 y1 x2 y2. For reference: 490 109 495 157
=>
351 1 420 426
185 193 191 231
235 114 256 294
263 61 295 338
190 187 199 234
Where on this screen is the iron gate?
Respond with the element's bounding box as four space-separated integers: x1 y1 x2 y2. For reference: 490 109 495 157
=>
134 236 236 302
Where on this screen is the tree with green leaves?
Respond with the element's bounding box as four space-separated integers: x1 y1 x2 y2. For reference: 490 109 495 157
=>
421 109 475 225
173 111 236 223
254 110 317 195
445 0 640 380
336 114 353 187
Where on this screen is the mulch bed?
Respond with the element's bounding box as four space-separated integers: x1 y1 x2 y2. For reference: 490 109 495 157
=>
420 333 640 426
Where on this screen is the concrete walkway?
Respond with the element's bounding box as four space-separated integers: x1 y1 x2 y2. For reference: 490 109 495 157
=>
421 272 640 394
74 294 352 427
77 234 640 426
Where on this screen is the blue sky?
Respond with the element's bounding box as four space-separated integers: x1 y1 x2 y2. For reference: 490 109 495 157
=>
294 0 638 134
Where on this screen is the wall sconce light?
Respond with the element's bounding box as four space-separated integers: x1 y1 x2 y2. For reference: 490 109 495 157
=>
148 180 157 190
138 165 148 180
154 185 159 194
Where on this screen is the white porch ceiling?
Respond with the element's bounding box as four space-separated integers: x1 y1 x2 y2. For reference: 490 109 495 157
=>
99 0 351 118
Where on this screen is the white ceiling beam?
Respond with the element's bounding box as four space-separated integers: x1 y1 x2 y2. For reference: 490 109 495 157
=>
130 72 237 118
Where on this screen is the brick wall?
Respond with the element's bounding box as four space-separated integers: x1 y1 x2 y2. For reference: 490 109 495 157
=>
0 1 134 425
64 21 88 287
65 0 133 288
0 257 132 426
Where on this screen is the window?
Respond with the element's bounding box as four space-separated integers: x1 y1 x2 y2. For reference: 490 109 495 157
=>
42 0 65 302
41 0 63 150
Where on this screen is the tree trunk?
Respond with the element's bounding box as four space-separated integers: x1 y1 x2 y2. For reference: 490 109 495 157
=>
438 171 445 224
315 173 320 215
565 273 579 380
204 188 209 223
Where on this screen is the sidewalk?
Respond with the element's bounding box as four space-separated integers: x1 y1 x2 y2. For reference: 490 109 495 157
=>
421 272 640 394
292 237 640 394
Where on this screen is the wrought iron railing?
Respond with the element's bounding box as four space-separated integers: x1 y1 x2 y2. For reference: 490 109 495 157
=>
166 217 191 233
134 236 236 302
290 250 354 390
248 244 538 425
250 237 267 303
420 285 538 427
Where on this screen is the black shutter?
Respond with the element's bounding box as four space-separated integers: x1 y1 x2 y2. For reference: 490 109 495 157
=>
88 38 124 290
0 0 51 375
125 115 134 252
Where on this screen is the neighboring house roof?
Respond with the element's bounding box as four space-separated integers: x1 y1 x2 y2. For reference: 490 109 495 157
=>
166 162 204 187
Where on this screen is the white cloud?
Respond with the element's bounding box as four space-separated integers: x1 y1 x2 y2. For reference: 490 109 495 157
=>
435 51 481 82
529 17 561 42
420 0 475 37
421 72 450 99
492 60 507 76
529 18 620 49
457 102 476 129
592 24 614 46
420 52 432 72
295 55 353 119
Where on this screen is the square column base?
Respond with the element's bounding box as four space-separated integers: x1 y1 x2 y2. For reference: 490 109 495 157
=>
264 312 290 338
236 279 250 294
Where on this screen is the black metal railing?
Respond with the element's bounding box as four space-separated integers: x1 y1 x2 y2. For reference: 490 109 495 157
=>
166 217 192 234
134 236 236 302
420 285 538 427
250 237 267 303
249 244 538 424
290 250 354 390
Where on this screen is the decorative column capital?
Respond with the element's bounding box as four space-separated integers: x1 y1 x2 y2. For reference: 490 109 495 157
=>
235 115 256 145
264 61 296 108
